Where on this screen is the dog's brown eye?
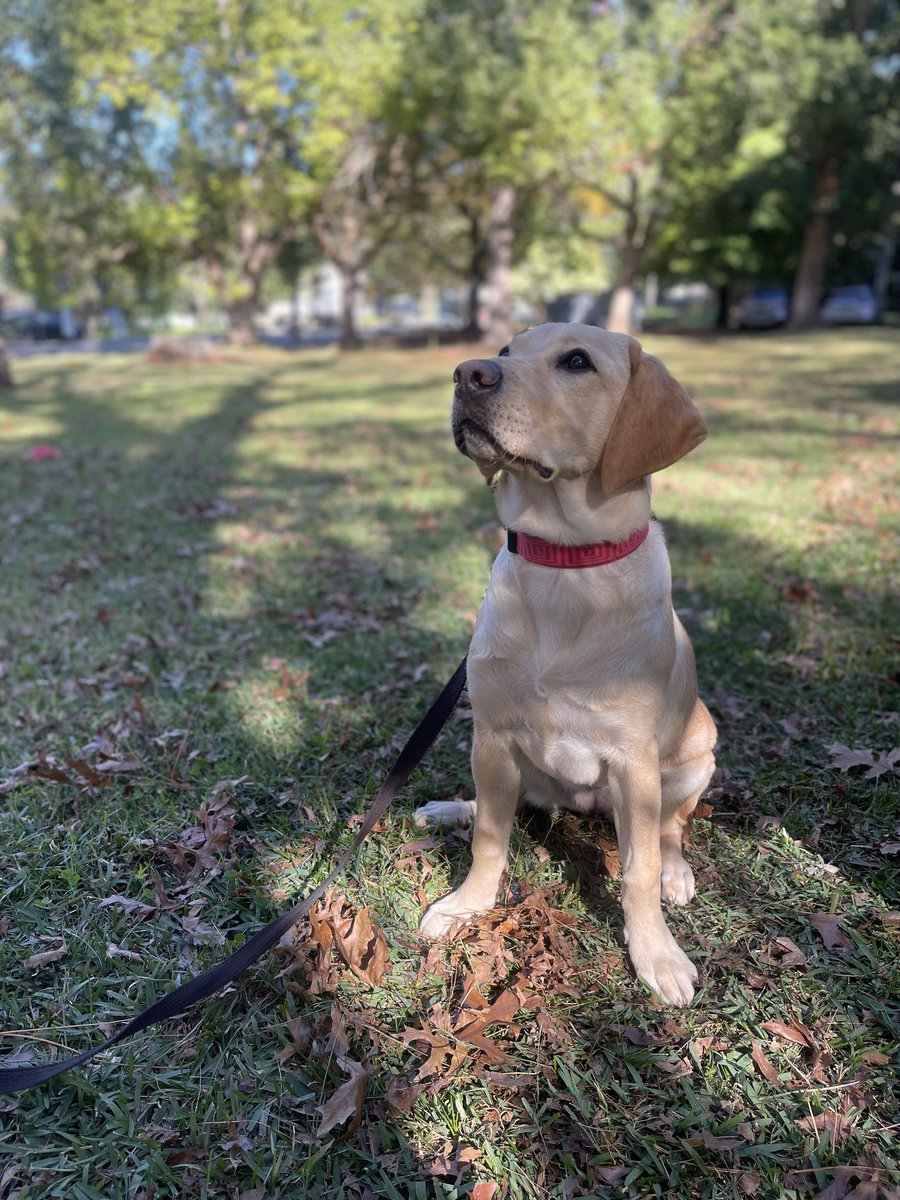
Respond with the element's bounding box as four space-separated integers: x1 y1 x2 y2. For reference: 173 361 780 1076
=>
560 350 593 371
498 346 510 358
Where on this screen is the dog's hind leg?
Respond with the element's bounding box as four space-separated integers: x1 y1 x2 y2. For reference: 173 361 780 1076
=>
659 700 716 906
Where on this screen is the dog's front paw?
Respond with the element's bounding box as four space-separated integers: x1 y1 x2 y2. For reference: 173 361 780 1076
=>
627 926 698 1006
660 857 695 906
412 799 477 829
418 888 484 939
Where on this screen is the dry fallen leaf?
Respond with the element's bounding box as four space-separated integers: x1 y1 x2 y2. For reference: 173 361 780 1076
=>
328 905 391 988
164 1147 206 1167
98 894 158 919
596 1167 628 1186
65 758 112 788
779 714 806 739
106 942 144 963
402 1021 468 1081
761 1019 816 1048
809 912 854 953
860 1050 891 1066
25 940 68 968
315 1058 370 1139
384 1074 423 1114
686 1131 746 1152
795 1110 853 1144
182 914 225 946
92 756 143 774
456 988 521 1036
470 1184 499 1200
757 936 807 971
784 577 820 604
751 1039 781 1084
597 833 621 878
758 1018 830 1083
614 1025 661 1047
826 742 900 781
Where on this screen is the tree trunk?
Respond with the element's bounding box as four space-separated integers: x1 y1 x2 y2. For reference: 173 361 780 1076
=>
606 244 640 335
716 284 731 330
464 247 488 338
464 276 481 338
225 296 258 344
461 215 488 338
311 209 365 351
789 148 841 330
873 223 896 309
483 183 516 348
0 337 13 388
289 264 302 342
339 262 363 350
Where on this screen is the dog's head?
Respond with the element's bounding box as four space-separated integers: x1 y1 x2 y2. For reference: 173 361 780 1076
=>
452 323 706 493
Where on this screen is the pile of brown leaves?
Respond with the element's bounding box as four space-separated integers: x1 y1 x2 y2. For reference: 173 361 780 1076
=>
400 884 609 1086
272 882 615 1143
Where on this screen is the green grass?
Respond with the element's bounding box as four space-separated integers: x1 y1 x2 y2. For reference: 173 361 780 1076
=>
0 329 898 1199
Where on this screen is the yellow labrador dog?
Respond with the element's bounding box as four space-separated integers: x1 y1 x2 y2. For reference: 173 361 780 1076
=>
415 323 716 1006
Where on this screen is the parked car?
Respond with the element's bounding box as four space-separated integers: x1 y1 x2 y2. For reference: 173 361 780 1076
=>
736 286 790 329
820 285 880 326
0 310 36 340
0 308 82 341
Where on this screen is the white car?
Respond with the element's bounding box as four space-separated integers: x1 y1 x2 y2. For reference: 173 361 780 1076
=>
820 285 880 325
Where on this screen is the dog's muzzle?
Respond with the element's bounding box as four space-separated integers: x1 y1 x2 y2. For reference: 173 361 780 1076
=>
451 356 554 480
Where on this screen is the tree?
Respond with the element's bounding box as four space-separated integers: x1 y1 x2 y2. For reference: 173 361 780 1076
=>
775 0 900 328
291 0 423 349
640 8 789 327
646 0 900 328
68 0 430 347
367 182 492 336
393 0 589 345
557 0 728 336
63 0 329 342
309 132 416 349
0 1 181 326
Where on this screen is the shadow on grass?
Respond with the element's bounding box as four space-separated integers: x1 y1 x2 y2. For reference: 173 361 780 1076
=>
3 346 894 935
1 350 897 1196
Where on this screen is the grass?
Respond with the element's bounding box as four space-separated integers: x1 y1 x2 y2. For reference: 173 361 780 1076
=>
0 328 898 1200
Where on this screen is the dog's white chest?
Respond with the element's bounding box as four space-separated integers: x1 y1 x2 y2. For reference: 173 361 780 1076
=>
467 555 645 788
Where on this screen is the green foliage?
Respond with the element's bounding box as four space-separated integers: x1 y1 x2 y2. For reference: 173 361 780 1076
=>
0 0 180 314
369 1 597 311
648 0 900 291
1 0 896 328
1 0 425 334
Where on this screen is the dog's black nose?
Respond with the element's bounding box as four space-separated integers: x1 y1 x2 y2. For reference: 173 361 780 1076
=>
454 358 502 391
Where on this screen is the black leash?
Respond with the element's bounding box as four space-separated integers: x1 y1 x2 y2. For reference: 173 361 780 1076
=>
0 656 467 1096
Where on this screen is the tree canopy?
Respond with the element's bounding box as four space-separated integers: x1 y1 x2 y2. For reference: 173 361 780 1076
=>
1 0 897 342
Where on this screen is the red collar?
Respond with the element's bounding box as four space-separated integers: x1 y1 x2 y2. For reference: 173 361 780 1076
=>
507 523 649 568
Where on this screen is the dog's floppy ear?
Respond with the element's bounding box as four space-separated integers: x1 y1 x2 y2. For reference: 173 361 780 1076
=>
598 339 707 495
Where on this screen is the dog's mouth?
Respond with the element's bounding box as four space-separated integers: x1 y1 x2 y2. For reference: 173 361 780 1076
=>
455 418 555 480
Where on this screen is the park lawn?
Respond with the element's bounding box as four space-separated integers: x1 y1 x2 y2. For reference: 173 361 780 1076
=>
0 328 897 1200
